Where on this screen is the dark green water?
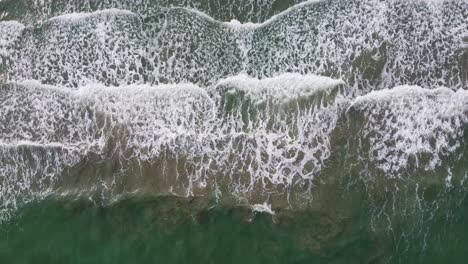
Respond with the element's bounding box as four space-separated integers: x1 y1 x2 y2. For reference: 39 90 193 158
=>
1 192 468 264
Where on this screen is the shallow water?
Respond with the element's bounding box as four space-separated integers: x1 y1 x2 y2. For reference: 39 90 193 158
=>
2 193 468 263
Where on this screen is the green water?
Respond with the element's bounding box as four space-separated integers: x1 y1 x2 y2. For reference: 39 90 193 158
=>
1 194 468 264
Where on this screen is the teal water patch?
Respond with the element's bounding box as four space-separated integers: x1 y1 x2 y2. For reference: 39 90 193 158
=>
1 194 468 263
0 199 326 264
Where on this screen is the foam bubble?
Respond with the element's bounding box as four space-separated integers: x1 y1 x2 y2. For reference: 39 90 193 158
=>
10 10 146 88
350 85 468 175
251 202 275 215
0 21 25 81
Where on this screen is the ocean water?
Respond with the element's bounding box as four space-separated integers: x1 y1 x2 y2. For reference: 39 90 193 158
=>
0 0 467 263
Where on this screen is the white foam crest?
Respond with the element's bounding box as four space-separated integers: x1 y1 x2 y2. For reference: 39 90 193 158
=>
0 140 76 149
351 85 468 175
216 73 344 104
175 1 324 31
223 0 325 30
46 8 136 23
0 20 25 28
172 0 455 32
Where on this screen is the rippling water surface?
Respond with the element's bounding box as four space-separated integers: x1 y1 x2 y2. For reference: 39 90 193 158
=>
0 0 467 263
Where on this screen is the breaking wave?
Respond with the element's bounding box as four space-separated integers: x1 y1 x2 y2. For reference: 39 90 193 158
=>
0 0 466 89
1 75 466 223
